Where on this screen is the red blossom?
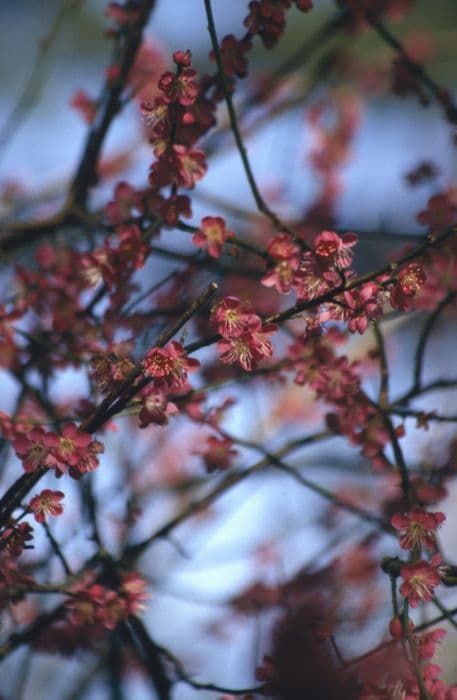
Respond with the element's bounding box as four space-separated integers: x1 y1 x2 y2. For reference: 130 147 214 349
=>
67 583 124 630
262 257 300 295
120 572 150 615
29 490 64 523
155 193 192 225
262 235 301 295
417 628 447 661
244 1 288 49
13 428 50 473
313 230 358 269
138 386 179 428
210 296 260 338
199 435 238 472
293 252 337 301
140 98 170 135
41 424 103 478
172 145 207 188
192 216 235 258
399 556 442 607
143 341 200 388
172 50 192 67
218 320 276 372
389 615 414 639
72 439 104 478
159 68 200 107
267 233 300 260
66 572 149 631
390 263 426 311
90 353 136 395
44 423 92 468
319 281 383 333
391 508 445 550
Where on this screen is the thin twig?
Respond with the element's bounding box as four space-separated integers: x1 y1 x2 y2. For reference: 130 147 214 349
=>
123 431 331 562
203 0 294 235
412 292 455 394
42 520 73 576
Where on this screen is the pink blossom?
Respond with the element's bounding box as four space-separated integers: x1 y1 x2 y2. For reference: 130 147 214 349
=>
313 230 358 269
29 490 64 523
262 257 300 295
391 508 445 550
138 386 179 428
218 320 276 371
210 296 259 338
399 556 442 607
192 216 235 258
13 428 50 473
143 341 200 388
158 67 199 106
199 436 238 472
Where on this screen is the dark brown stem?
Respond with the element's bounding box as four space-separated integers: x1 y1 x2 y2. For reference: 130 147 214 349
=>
203 0 294 236
70 0 157 208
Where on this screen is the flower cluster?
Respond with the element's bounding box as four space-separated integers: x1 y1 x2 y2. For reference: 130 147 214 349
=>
388 506 447 613
359 623 457 699
15 244 97 370
81 224 151 307
287 331 393 467
13 423 103 479
262 230 387 334
244 1 313 49
143 50 211 198
2 0 457 695
66 572 149 631
143 341 200 388
211 296 276 371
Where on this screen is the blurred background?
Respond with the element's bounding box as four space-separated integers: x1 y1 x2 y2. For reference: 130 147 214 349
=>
0 1 456 698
